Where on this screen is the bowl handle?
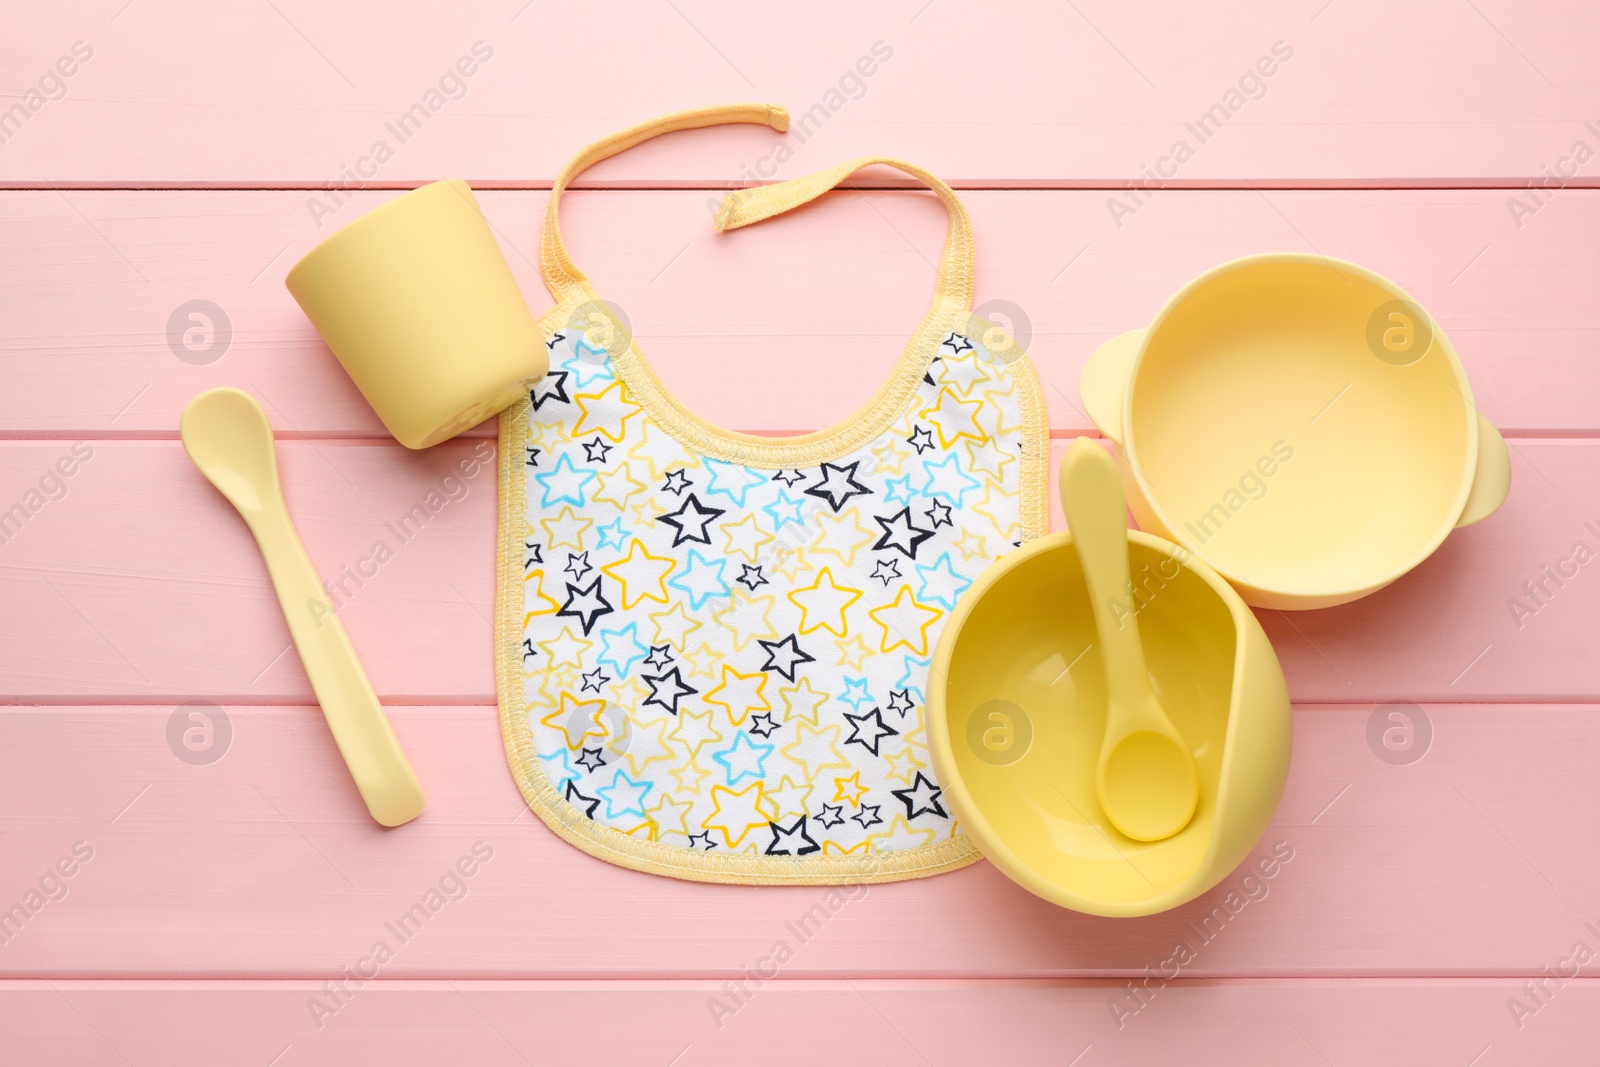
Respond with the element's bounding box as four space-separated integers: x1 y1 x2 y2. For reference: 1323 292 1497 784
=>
1457 412 1511 527
1080 329 1144 446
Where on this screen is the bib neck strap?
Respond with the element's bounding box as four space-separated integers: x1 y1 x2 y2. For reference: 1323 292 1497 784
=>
541 103 790 301
713 158 975 319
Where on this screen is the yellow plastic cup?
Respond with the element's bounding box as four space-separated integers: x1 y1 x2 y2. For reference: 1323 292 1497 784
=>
286 180 547 449
1080 253 1511 609
927 532 1292 917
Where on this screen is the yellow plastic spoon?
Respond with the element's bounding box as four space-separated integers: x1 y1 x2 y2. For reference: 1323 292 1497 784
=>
181 387 425 827
1058 437 1198 842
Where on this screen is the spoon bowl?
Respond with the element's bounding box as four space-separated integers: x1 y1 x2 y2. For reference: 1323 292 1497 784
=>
180 387 281 515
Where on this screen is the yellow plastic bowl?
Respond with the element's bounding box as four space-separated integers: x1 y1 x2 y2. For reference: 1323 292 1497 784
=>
1081 253 1511 609
927 532 1291 917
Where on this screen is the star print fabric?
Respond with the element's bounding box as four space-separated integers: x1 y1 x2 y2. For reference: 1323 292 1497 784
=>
505 325 1044 877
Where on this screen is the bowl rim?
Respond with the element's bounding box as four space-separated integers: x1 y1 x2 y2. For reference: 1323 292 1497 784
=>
927 528 1266 917
1120 251 1482 605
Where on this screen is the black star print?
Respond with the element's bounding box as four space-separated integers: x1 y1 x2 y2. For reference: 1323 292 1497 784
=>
923 370 937 387
644 644 674 672
521 638 538 664
852 804 883 830
764 816 821 856
737 564 768 591
887 689 915 717
870 558 901 586
771 469 805 487
575 747 607 772
758 634 815 682
563 780 601 819
907 426 935 454
531 369 570 410
656 493 725 547
688 831 719 850
556 576 614 635
941 332 973 354
545 331 567 351
580 668 609 694
565 551 592 582
525 446 540 468
843 708 899 756
641 667 697 716
524 541 544 568
925 499 952 528
815 803 845 829
583 438 613 463
803 460 873 513
872 507 935 560
662 469 692 496
747 713 781 738
892 771 948 820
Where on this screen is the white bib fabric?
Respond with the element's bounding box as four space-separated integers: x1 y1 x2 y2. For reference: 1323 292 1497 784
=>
497 106 1048 883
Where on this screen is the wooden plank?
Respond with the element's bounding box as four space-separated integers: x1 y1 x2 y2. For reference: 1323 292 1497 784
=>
1 705 1596 979
1 438 1593 704
4 0 1599 186
1 188 1596 438
2 978 1595 1066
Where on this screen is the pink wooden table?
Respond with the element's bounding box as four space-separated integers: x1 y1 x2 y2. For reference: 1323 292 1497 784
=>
4 1 1600 1062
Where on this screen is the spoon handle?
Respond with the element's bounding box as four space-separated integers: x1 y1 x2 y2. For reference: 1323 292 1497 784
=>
251 510 426 827
1058 438 1152 708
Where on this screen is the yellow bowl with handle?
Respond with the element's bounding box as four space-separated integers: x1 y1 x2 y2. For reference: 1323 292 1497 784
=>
1080 253 1510 609
927 531 1291 917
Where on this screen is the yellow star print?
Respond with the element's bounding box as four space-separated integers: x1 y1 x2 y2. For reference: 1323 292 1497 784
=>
919 387 987 449
601 540 676 609
539 692 608 749
711 590 780 652
779 677 830 725
721 513 775 563
833 771 869 805
591 463 648 511
868 585 943 655
539 625 593 669
787 567 863 637
667 705 725 757
780 721 851 781
572 380 642 442
702 782 776 848
704 664 771 725
648 601 702 647
808 509 877 568
647 793 694 838
524 570 560 617
539 505 593 552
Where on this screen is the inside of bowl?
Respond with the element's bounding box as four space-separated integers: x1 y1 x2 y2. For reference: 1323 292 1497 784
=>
945 541 1235 907
1128 257 1472 599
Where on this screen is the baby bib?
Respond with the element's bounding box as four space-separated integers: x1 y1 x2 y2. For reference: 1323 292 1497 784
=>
497 104 1048 883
